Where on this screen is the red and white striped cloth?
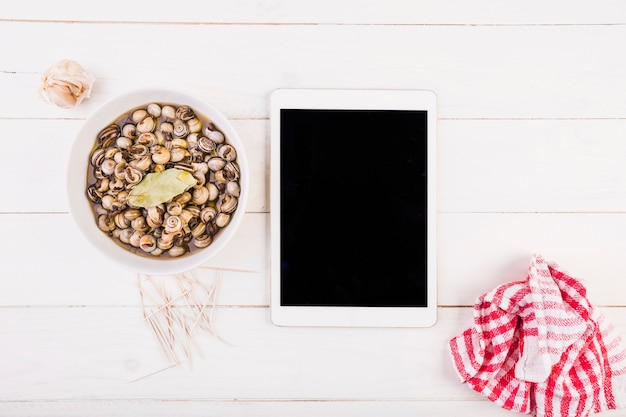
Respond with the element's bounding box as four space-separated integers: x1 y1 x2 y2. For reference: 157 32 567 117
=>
449 254 626 417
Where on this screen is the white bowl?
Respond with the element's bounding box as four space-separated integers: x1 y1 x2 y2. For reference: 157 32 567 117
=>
67 88 248 275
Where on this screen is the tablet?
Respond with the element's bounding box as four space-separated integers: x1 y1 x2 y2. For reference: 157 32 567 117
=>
270 89 437 327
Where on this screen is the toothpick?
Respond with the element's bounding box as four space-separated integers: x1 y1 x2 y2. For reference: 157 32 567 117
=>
128 363 178 383
147 314 179 365
197 265 257 273
136 266 230 376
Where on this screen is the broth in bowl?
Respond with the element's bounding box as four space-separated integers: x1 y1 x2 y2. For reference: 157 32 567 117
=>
67 89 248 275
87 102 241 259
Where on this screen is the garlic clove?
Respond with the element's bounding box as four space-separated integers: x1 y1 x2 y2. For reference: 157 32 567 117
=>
39 59 95 109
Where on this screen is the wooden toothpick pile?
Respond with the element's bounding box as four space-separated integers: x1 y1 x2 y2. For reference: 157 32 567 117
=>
137 268 224 369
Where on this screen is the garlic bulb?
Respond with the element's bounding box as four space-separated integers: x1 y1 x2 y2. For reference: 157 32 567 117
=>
39 59 95 109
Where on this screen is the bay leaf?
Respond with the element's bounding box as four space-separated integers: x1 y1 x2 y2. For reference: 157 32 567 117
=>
128 168 197 208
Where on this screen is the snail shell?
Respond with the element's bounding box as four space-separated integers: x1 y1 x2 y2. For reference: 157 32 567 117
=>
139 234 157 253
193 171 206 187
147 205 164 225
132 155 153 171
219 195 238 214
98 214 115 232
124 167 143 184
132 109 148 123
168 138 186 149
114 212 131 229
223 162 240 181
169 147 188 163
207 129 225 144
129 144 149 158
101 195 116 211
207 183 219 201
157 236 174 250
147 103 162 118
184 205 201 217
186 133 199 149
206 222 219 235
168 245 187 257
160 122 174 134
116 136 133 149
173 162 194 173
161 105 176 120
190 149 204 163
175 191 192 205
137 132 157 147
136 116 156 133
98 125 121 147
187 117 202 133
93 167 106 180
226 181 240 197
90 148 105 167
117 190 129 204
217 144 237 161
207 157 226 172
87 186 102 203
213 170 227 183
166 201 183 216
190 222 206 238
104 147 119 159
101 159 116 176
173 119 189 138
203 124 224 141
215 212 231 228
193 234 212 248
95 178 110 193
114 151 126 164
179 208 196 225
200 206 217 223
192 186 209 206
131 216 149 233
164 215 183 233
197 137 216 153
129 230 144 248
192 162 208 175
124 209 142 220
109 178 125 193
114 162 127 180
119 228 134 244
110 199 126 211
151 145 170 164
175 105 194 121
121 123 138 139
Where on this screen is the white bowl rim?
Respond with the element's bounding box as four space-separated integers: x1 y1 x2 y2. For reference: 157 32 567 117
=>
67 87 249 276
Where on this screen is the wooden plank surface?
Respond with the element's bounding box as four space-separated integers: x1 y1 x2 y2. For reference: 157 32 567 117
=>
0 400 515 417
3 2 626 416
3 118 626 214
1 24 625 120
0 119 267 213
1 307 625 404
2 0 625 24
1 212 626 308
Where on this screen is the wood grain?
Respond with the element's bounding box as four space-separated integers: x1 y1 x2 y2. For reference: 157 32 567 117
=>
1 24 625 120
3 0 625 24
2 2 626 416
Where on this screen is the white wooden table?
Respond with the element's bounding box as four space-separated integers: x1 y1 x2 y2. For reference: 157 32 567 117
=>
3 2 626 416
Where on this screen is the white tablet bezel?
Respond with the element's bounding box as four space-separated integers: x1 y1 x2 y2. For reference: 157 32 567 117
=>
270 88 437 327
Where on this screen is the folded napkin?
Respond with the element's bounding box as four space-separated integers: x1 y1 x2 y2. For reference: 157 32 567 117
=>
449 254 626 417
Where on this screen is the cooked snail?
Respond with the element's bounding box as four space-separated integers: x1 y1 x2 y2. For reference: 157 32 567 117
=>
85 101 242 259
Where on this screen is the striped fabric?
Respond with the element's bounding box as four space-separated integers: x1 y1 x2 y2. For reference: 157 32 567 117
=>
449 254 626 417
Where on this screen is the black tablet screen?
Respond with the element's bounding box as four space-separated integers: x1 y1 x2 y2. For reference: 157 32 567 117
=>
280 109 428 307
